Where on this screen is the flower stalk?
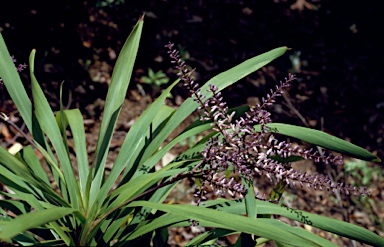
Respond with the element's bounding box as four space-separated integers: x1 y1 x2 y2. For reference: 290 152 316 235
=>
165 42 370 206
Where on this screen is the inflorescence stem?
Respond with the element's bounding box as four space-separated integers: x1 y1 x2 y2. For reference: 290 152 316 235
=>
165 42 370 206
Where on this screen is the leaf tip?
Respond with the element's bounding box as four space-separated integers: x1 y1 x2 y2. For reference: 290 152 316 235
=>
373 157 382 163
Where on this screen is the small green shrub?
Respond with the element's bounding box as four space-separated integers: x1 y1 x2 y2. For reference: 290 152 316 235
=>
345 159 382 186
138 68 170 97
140 68 170 87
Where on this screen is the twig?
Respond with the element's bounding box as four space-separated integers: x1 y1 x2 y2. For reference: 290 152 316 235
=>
282 90 308 126
0 112 39 150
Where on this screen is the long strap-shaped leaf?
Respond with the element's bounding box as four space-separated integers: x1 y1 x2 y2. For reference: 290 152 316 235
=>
64 109 89 205
92 78 179 214
128 201 336 247
29 50 81 209
0 34 48 150
187 228 237 246
89 81 178 228
88 16 144 208
0 34 33 131
81 167 186 244
20 145 50 185
0 207 78 242
98 105 180 244
204 198 384 246
0 147 64 205
255 123 381 163
128 199 384 246
0 187 74 245
132 47 288 178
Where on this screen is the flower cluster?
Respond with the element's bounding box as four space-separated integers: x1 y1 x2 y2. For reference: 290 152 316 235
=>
0 56 27 84
165 42 370 205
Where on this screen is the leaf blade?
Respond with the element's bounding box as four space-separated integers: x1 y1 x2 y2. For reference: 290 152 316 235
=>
89 16 144 208
0 207 77 241
95 79 180 208
64 109 89 204
256 123 381 162
128 201 336 247
0 33 33 131
205 198 384 247
29 50 81 208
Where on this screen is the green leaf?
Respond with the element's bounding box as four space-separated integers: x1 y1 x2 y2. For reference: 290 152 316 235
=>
243 178 257 219
19 145 50 185
135 121 209 175
11 231 39 246
0 200 29 216
256 123 381 163
83 166 184 243
124 161 200 234
0 207 77 241
105 168 183 212
95 79 180 209
261 203 384 247
268 180 286 202
153 227 169 247
187 228 237 246
58 82 71 159
0 147 49 194
64 109 89 204
0 33 33 131
128 201 336 247
32 140 65 184
89 16 144 208
0 175 36 205
1 188 78 245
29 50 81 208
0 34 47 151
141 76 152 84
205 199 384 247
148 68 155 79
128 194 383 246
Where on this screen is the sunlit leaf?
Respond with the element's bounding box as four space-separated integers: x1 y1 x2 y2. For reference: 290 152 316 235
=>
0 207 77 241
128 201 336 247
255 123 381 163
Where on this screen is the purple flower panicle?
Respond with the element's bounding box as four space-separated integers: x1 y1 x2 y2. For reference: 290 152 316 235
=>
165 42 370 205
